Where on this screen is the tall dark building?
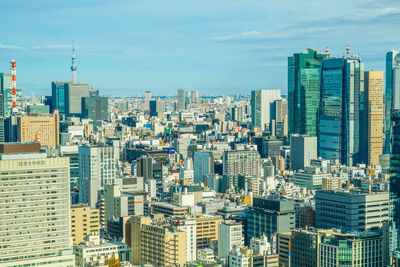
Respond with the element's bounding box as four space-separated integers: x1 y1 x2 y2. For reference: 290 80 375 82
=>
81 90 108 121
136 156 153 182
149 100 165 117
318 55 364 166
52 82 89 117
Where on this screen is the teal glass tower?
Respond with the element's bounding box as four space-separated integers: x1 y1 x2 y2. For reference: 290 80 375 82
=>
288 48 325 136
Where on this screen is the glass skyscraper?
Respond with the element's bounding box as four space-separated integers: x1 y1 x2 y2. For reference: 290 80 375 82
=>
288 49 325 136
319 56 364 166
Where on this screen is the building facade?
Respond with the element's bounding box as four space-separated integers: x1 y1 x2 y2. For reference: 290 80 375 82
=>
251 89 281 131
70 204 100 245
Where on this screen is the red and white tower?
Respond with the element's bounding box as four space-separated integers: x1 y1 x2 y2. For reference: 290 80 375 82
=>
325 46 329 59
11 59 17 113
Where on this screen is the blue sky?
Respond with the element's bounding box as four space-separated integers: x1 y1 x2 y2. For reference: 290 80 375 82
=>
0 0 399 96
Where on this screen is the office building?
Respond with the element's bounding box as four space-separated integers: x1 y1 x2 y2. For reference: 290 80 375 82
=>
320 230 384 267
247 197 295 242
385 49 400 153
222 150 261 177
81 90 109 121
194 151 214 184
51 81 90 117
131 216 187 266
270 98 288 137
149 99 165 117
364 71 384 165
191 89 200 104
0 72 22 117
232 105 245 122
173 218 197 262
277 232 292 267
263 136 283 158
290 134 317 171
26 104 50 116
319 55 364 165
59 145 79 201
288 48 325 136
17 110 60 149
218 220 243 260
70 204 100 245
315 190 389 232
291 169 329 190
0 151 74 266
178 88 186 111
251 89 281 131
78 145 116 208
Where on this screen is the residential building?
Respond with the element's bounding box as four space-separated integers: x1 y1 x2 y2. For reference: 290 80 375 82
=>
70 204 100 245
222 150 261 177
195 215 223 249
131 216 187 266
173 218 197 262
17 110 60 148
288 48 325 136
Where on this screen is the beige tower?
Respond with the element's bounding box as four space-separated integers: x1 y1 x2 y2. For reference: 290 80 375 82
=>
17 110 59 148
365 71 384 166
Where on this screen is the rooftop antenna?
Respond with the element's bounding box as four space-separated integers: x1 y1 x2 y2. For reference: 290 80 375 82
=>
71 40 77 83
325 46 329 59
346 44 350 59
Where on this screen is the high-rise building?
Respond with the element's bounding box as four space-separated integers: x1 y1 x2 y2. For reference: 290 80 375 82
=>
81 90 109 121
178 88 186 111
218 220 243 260
290 134 317 171
144 90 152 112
270 98 288 137
195 215 223 249
51 82 90 117
17 110 60 149
364 71 384 165
315 190 389 232
78 145 116 208
222 150 261 177
0 148 74 266
288 48 325 136
385 49 400 154
319 55 364 165
247 196 295 242
251 89 281 131
136 156 153 182
149 99 165 117
172 218 197 262
194 151 214 184
70 204 100 245
0 72 22 117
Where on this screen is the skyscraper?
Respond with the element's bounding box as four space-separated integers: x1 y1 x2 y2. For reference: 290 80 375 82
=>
288 48 325 136
319 55 364 166
144 90 151 111
385 49 400 154
364 71 384 165
251 89 281 131
178 88 186 111
51 82 90 117
0 145 74 266
389 50 400 255
290 134 317 171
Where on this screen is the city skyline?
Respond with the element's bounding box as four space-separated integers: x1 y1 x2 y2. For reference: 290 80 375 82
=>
0 0 399 96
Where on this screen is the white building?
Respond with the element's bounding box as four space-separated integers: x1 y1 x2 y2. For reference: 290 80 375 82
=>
173 218 197 262
251 89 281 131
78 145 116 208
0 152 75 266
229 247 250 267
73 235 131 266
218 220 243 260
145 179 157 199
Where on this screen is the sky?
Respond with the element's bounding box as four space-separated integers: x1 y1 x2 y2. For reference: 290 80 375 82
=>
0 0 399 96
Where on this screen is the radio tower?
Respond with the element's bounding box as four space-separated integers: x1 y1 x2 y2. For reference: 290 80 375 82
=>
11 59 17 114
71 41 77 83
346 44 350 59
325 46 329 59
